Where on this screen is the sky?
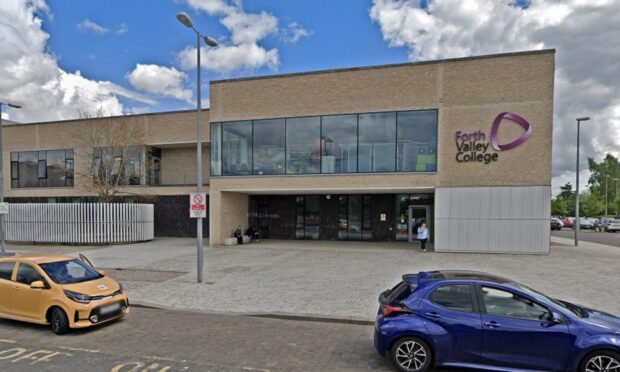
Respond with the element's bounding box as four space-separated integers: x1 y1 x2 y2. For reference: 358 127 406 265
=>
1 0 619 195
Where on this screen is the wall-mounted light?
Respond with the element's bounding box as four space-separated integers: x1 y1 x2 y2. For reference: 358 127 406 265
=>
326 194 331 200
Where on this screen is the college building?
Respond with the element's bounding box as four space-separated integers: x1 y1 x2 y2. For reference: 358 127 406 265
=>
2 49 555 253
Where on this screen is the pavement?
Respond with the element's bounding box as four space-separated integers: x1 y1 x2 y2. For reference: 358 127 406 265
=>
9 235 620 322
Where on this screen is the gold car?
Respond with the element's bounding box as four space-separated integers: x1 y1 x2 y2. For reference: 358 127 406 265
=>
0 253 129 334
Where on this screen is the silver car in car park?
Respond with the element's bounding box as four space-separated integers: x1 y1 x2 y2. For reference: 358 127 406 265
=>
607 219 620 232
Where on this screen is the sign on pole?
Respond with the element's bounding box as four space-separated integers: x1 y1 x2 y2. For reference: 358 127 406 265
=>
190 193 207 218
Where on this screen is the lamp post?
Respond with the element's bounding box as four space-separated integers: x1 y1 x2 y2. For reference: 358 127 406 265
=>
0 101 21 253
176 12 218 283
614 178 619 217
574 116 590 246
605 175 610 218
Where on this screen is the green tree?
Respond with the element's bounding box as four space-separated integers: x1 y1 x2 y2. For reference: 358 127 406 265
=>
587 154 620 211
559 182 574 199
579 190 604 217
551 196 567 216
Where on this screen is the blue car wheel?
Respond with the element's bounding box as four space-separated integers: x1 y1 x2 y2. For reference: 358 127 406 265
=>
580 350 620 372
390 336 432 372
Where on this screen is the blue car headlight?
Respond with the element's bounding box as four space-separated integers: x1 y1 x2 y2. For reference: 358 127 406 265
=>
64 290 91 304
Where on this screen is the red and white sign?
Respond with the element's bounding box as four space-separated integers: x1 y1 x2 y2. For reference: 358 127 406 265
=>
190 193 207 218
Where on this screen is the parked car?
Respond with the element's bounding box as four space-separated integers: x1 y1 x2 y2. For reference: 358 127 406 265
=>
579 217 595 229
375 270 620 372
607 219 620 233
551 217 563 230
562 217 575 228
0 253 129 334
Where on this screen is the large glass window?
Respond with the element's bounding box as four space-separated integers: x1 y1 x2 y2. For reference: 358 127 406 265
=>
296 196 320 240
211 123 222 176
11 149 74 188
397 110 437 172
338 195 372 240
286 117 320 174
212 109 437 177
222 121 252 176
91 146 157 186
253 119 285 175
358 113 396 172
321 115 357 173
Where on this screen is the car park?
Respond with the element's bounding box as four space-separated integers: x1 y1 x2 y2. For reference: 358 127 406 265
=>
562 217 574 228
607 219 620 233
375 270 620 372
579 217 595 229
551 217 563 230
0 253 129 335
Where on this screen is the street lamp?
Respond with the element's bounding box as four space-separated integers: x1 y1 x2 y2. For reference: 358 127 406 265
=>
575 116 590 246
176 12 218 283
605 175 610 218
614 178 619 217
0 101 21 253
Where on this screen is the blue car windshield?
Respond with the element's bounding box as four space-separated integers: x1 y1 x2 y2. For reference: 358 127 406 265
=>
39 259 101 285
514 283 583 318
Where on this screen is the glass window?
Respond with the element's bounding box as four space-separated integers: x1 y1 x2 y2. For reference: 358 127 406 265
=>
253 119 285 175
338 196 348 240
18 151 38 188
397 110 437 172
211 123 222 176
0 262 15 281
286 117 320 174
321 115 357 173
430 284 474 312
481 287 551 321
47 150 66 187
222 121 252 176
358 112 396 172
16 263 44 286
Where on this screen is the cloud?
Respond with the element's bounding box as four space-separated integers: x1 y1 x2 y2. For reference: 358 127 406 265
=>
115 23 128 35
0 1 155 123
77 19 109 35
281 22 313 44
179 0 280 74
369 0 620 196
126 64 193 103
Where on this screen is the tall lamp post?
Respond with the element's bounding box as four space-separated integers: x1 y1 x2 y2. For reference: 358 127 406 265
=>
614 178 619 217
605 175 610 218
0 101 21 253
176 12 218 283
575 116 590 246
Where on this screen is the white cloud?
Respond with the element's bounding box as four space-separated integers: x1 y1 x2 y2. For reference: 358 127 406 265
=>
127 64 193 103
115 23 128 35
369 0 620 196
0 1 155 123
77 19 109 35
281 22 313 44
179 0 280 74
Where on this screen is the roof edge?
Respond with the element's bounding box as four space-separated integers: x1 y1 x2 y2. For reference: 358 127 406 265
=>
211 49 556 85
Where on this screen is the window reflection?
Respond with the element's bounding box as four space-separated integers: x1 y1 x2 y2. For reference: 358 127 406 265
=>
321 115 357 173
11 149 74 188
253 119 285 175
397 110 437 172
359 112 396 172
286 117 320 174
222 121 252 176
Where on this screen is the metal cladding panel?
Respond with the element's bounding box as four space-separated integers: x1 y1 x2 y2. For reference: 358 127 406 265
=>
435 186 550 254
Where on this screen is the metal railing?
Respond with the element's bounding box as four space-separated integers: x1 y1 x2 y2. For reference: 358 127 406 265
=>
5 203 154 244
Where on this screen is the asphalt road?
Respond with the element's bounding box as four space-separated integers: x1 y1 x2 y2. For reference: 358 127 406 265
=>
552 228 620 247
0 306 467 372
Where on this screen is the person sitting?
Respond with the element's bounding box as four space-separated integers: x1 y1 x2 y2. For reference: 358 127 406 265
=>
233 225 243 244
246 226 260 242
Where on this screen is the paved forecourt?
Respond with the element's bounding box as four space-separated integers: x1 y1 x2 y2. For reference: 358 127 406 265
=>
9 236 620 322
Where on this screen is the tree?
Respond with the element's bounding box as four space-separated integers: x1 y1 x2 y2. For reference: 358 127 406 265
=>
73 109 147 202
551 196 567 216
579 190 604 217
559 182 574 199
587 154 620 211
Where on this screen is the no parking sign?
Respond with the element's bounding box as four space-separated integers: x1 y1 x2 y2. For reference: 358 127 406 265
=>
189 193 207 218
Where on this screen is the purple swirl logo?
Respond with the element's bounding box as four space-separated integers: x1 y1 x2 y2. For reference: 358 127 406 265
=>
490 112 532 151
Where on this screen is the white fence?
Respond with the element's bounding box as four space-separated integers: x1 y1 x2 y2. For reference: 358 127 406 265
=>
5 203 154 244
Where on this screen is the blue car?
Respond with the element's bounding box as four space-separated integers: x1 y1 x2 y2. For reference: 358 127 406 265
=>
374 271 620 372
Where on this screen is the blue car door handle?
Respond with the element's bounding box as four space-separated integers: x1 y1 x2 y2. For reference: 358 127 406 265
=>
484 321 501 328
425 312 441 319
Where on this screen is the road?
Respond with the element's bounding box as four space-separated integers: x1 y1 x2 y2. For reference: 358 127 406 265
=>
551 228 620 247
0 306 465 372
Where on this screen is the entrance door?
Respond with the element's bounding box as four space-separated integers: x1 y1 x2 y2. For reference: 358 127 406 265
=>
408 206 430 243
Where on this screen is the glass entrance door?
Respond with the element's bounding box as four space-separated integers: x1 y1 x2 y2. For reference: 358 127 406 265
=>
408 206 430 243
296 196 320 239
